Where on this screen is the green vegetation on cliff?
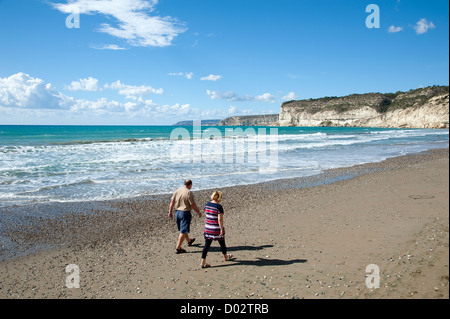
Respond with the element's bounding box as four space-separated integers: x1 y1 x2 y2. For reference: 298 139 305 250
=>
281 86 449 115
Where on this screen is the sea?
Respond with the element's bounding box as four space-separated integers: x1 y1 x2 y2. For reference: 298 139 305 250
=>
0 125 448 208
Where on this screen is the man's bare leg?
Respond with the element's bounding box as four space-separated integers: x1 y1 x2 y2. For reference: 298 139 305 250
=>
176 233 190 250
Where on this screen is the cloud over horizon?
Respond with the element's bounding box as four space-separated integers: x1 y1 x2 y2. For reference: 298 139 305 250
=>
104 80 163 99
206 90 276 103
0 72 261 123
0 73 72 109
1 73 168 117
66 77 100 91
281 92 298 100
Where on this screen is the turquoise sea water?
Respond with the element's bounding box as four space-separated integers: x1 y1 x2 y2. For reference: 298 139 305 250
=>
0 125 448 207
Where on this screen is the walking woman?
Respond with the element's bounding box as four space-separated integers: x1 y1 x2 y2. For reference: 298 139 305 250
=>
201 191 233 268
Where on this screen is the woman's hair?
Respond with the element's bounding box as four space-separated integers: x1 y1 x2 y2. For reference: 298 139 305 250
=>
211 191 222 202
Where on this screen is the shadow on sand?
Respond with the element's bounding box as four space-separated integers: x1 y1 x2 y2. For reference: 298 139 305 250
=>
212 257 307 268
190 244 273 252
205 244 307 267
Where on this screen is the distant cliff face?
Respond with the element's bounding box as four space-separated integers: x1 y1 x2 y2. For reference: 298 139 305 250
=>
219 114 279 126
279 86 449 129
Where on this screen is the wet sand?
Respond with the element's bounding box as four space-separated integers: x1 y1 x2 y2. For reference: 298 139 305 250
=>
0 148 448 299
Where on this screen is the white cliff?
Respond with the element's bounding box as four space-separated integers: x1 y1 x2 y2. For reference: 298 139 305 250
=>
279 86 449 129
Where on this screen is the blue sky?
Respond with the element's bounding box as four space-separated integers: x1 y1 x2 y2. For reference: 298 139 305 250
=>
0 0 448 125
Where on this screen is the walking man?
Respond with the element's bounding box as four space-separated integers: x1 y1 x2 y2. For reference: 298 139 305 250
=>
168 179 201 254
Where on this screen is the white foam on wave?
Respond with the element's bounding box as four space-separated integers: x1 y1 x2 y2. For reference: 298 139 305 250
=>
1 127 448 207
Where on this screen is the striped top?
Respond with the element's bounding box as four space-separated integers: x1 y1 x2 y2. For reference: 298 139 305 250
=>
203 202 225 240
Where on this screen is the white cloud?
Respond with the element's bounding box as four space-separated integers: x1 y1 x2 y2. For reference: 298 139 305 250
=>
51 0 187 47
206 90 253 102
414 18 435 35
388 25 403 33
238 109 254 115
206 90 253 101
156 103 192 116
66 77 100 91
0 72 173 119
0 72 72 109
72 97 121 112
190 105 254 119
206 90 277 103
225 105 254 116
228 105 237 114
281 92 298 101
3 73 270 123
70 97 159 119
254 93 276 103
200 74 222 82
91 44 127 50
104 80 163 99
169 72 193 80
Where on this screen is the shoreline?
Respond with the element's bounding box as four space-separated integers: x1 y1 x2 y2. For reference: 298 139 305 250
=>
0 147 445 262
0 147 448 299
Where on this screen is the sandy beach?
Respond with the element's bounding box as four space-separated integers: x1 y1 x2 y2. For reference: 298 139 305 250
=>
0 148 448 299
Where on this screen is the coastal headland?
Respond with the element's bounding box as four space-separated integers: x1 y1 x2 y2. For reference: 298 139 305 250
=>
219 86 449 129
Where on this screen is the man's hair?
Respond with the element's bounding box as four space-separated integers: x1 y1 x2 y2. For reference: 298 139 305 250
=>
184 179 193 187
